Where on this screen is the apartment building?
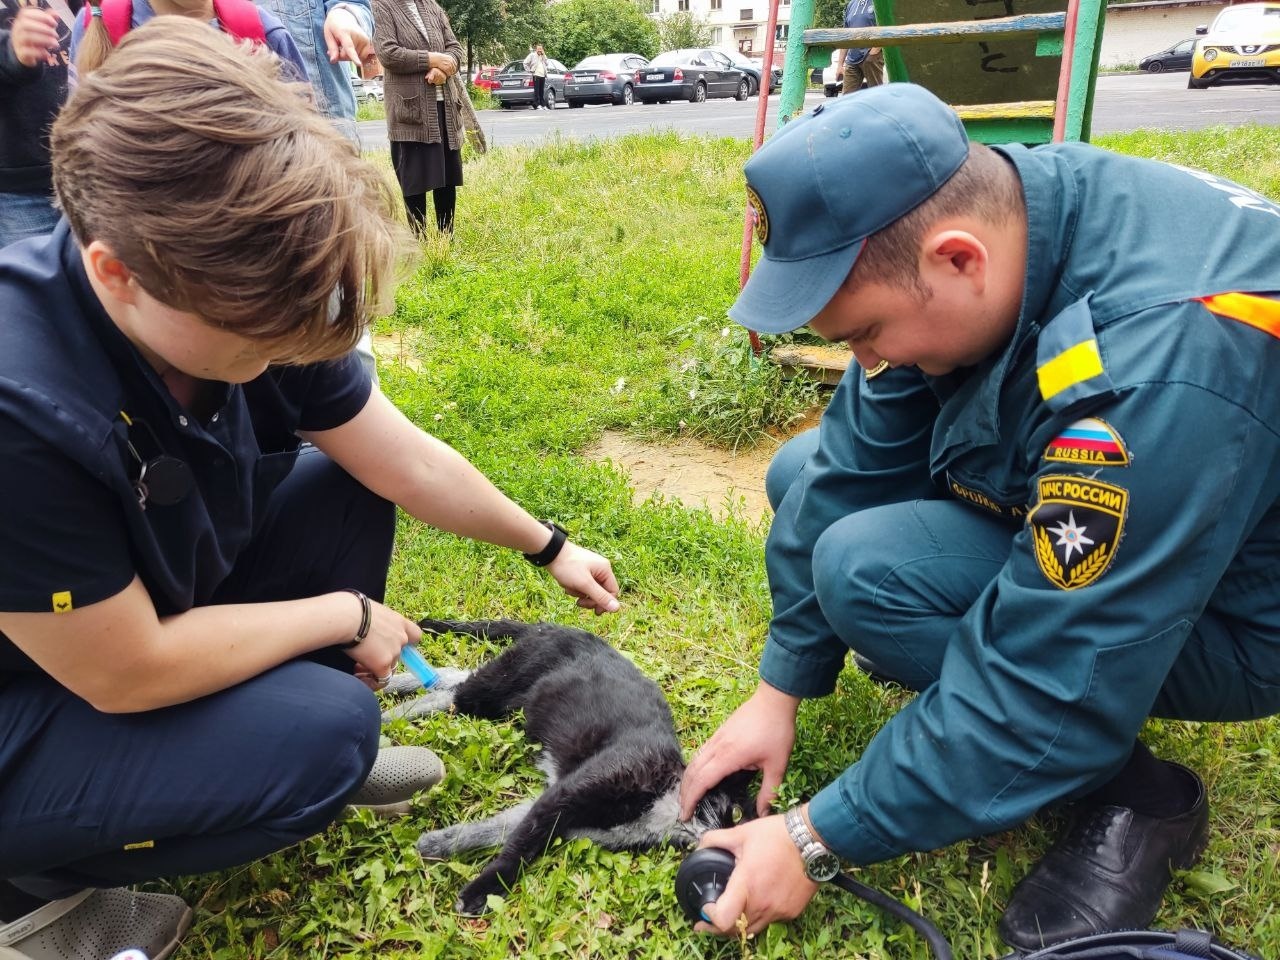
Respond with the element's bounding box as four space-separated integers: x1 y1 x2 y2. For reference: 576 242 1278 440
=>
645 0 792 56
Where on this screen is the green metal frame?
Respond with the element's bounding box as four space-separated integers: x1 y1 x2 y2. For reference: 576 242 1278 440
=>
776 0 1105 144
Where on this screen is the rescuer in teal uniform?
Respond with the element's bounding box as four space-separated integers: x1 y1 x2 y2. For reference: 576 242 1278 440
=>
679 83 1280 951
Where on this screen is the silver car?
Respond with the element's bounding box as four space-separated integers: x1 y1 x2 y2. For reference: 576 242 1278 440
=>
564 53 650 107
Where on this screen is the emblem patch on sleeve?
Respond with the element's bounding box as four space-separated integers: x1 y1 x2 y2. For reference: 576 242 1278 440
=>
1044 417 1129 466
746 186 769 246
1029 476 1128 590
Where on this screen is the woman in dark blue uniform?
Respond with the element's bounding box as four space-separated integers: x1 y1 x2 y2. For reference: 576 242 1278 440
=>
0 21 620 959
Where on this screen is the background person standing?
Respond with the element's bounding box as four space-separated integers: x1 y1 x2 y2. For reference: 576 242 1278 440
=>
524 42 547 108
0 0 79 248
373 0 463 234
255 0 376 145
835 0 883 94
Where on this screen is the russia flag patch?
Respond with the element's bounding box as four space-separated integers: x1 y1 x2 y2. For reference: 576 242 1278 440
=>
1044 417 1129 467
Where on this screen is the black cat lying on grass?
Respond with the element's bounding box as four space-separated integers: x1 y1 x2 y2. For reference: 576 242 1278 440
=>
383 619 754 916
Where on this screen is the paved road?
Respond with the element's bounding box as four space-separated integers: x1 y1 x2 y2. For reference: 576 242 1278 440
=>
357 73 1280 151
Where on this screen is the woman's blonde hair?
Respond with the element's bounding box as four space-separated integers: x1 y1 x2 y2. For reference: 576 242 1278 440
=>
54 18 414 364
75 1 114 76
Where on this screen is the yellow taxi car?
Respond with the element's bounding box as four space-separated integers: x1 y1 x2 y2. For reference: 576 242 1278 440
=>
1188 1 1280 88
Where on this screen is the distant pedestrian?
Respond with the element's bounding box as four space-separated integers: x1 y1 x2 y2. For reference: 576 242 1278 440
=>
836 0 883 94
524 42 547 109
373 0 463 234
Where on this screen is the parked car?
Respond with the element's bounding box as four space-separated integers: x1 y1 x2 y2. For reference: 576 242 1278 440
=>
1188 2 1280 88
492 57 570 109
1138 38 1196 72
346 64 384 104
634 48 749 104
722 49 782 95
821 49 842 96
471 64 501 91
564 53 649 106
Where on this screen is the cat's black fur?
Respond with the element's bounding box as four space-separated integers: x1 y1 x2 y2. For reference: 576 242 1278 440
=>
387 619 754 916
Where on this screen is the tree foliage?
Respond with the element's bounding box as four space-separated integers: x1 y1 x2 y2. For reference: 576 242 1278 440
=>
496 0 551 64
654 11 712 52
814 0 846 28
440 0 505 67
543 0 659 65
441 0 551 72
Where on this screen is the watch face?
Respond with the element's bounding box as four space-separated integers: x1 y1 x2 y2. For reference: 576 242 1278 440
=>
805 851 841 882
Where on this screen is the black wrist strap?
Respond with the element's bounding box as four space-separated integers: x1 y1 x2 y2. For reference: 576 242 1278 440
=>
341 588 372 648
522 521 567 567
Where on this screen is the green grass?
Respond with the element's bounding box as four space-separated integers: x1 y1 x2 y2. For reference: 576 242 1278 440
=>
173 123 1280 959
357 87 497 124
355 98 385 123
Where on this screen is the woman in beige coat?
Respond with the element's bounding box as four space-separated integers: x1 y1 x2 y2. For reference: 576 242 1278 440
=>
372 0 463 234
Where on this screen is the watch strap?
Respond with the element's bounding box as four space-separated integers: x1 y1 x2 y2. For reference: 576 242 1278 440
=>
784 805 840 881
522 521 567 567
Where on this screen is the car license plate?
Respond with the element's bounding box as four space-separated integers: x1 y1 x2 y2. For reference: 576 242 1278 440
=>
1230 58 1265 67
646 72 665 80
503 79 521 86
580 74 596 82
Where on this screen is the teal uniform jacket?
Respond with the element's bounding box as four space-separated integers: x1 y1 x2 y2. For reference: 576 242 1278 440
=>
761 142 1280 865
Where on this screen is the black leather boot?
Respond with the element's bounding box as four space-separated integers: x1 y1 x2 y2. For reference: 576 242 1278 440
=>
998 762 1209 953
850 651 920 691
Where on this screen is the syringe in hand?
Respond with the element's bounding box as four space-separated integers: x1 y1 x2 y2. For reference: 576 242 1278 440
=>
399 644 439 689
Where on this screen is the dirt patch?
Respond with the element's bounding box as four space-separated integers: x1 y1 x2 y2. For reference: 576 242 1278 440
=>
584 409 822 524
372 331 425 373
373 327 822 523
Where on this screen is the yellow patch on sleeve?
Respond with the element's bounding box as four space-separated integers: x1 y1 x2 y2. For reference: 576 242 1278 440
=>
123 840 156 851
51 591 73 613
1037 339 1104 402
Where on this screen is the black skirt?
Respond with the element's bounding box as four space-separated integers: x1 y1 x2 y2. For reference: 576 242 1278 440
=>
390 99 464 195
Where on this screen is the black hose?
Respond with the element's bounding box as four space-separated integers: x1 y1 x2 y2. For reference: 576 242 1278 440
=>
829 871 954 960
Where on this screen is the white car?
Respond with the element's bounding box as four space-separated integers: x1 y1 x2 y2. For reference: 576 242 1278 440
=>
346 63 384 104
821 49 842 96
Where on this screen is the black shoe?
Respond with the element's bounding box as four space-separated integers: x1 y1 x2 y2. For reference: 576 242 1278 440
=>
851 651 919 691
998 763 1209 953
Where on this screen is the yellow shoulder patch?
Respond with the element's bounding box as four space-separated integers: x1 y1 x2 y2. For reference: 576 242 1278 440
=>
1037 339 1104 403
52 591 73 613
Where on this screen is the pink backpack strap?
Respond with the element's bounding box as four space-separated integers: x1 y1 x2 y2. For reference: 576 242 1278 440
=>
211 0 267 44
80 0 133 46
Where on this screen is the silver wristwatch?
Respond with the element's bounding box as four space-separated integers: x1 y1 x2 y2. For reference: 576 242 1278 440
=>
784 806 842 882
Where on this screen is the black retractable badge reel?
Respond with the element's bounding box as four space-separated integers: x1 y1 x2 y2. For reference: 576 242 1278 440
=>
120 411 193 510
